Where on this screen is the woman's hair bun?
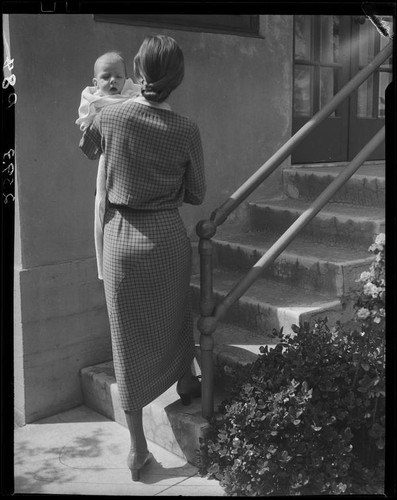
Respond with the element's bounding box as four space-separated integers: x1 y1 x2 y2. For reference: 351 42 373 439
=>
141 81 172 103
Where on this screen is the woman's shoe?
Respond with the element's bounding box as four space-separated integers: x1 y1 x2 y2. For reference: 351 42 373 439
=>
127 450 153 481
176 375 202 406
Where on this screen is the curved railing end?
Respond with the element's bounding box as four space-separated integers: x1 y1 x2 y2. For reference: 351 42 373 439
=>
196 219 217 239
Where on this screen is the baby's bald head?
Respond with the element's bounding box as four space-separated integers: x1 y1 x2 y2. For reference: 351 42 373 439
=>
94 52 127 78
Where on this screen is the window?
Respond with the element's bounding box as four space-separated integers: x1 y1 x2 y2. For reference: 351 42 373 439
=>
94 14 260 37
292 15 389 163
293 15 343 118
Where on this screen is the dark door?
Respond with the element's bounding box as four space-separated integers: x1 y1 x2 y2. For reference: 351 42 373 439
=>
292 15 392 164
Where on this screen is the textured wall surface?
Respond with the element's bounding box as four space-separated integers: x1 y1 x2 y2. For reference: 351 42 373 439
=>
11 14 293 423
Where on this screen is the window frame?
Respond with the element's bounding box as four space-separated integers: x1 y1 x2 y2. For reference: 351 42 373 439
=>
93 14 261 38
293 15 345 117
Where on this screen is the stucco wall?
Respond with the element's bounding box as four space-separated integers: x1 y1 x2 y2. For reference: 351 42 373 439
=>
12 14 293 423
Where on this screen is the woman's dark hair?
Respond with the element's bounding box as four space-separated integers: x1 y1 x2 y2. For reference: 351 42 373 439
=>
133 35 184 103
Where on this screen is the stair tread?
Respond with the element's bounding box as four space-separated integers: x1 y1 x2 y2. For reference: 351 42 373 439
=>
193 316 276 347
81 359 236 422
81 360 216 463
191 269 339 310
284 163 385 179
214 224 374 264
82 360 232 407
251 197 385 221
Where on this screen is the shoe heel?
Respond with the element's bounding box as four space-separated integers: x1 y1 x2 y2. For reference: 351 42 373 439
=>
127 451 152 482
131 469 140 481
179 393 191 406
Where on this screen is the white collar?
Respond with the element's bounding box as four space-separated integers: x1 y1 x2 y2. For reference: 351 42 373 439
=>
132 95 171 111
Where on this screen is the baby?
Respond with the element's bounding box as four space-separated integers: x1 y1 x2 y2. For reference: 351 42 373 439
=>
76 52 141 279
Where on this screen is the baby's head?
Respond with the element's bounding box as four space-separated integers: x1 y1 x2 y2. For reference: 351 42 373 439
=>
93 52 127 95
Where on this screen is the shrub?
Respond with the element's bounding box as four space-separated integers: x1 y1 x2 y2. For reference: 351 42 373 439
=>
199 234 385 496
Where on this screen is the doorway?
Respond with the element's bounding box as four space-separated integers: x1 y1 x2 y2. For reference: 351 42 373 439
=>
292 15 392 164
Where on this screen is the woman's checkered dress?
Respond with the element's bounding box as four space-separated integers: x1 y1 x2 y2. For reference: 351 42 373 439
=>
80 101 205 411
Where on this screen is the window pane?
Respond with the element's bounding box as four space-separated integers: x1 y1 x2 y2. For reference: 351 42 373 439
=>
378 72 391 118
294 66 313 116
358 20 375 66
320 67 338 115
295 15 312 60
357 75 374 117
320 15 340 63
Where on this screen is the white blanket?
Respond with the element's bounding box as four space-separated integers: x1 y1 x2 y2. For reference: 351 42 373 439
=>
76 78 141 130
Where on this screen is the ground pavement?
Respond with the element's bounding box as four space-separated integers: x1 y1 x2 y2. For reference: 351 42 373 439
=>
13 405 225 496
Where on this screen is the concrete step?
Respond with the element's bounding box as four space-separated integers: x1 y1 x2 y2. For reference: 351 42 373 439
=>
190 269 351 336
80 361 212 466
79 342 267 466
248 197 384 249
79 323 278 463
283 163 385 207
193 319 277 385
211 224 373 296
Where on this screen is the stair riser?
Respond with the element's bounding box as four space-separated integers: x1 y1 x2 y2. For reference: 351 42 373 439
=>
80 364 208 466
194 298 354 387
191 284 347 337
283 170 385 207
248 204 383 248
212 241 373 296
195 345 258 391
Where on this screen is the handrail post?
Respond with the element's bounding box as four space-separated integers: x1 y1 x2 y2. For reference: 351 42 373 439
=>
196 220 218 418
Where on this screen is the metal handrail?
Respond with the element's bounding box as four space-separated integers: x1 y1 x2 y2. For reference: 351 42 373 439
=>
196 42 392 418
212 127 385 323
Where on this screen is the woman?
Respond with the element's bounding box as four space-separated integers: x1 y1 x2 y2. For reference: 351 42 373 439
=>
80 35 206 481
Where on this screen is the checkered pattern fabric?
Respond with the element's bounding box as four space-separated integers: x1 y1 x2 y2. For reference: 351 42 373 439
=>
80 102 205 411
80 101 205 209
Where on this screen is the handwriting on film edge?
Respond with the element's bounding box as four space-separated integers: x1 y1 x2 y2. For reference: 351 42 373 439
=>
3 56 16 204
3 56 17 108
2 149 15 204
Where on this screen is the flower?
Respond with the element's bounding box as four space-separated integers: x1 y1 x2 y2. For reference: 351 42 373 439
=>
369 233 385 253
375 233 385 246
358 271 371 282
357 307 371 319
363 282 379 297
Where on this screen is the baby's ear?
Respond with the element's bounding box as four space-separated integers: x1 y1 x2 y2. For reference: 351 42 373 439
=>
92 77 98 87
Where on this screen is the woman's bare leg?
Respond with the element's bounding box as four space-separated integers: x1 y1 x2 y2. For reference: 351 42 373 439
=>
124 409 152 480
125 409 148 454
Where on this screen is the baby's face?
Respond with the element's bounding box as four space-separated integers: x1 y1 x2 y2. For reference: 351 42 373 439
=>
93 59 126 96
